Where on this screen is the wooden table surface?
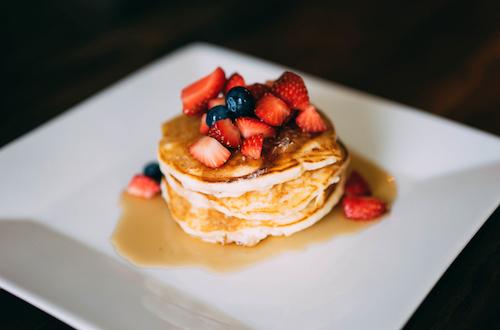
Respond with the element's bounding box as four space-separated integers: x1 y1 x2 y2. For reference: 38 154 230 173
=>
2 1 499 329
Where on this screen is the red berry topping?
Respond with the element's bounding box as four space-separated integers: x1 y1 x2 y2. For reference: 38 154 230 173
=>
207 97 226 109
126 174 161 199
254 93 291 126
236 117 276 138
189 136 231 168
208 118 241 148
224 72 246 94
246 83 271 100
181 67 226 115
200 113 209 134
295 104 327 132
271 71 309 109
342 196 387 220
241 134 264 160
345 171 371 196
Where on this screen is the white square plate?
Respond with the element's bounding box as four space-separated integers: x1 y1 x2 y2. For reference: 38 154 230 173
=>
1 43 499 330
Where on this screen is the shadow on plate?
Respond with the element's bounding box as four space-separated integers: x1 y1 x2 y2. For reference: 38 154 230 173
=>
0 220 247 330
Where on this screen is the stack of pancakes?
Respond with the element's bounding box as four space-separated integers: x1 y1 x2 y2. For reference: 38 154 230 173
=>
158 114 349 246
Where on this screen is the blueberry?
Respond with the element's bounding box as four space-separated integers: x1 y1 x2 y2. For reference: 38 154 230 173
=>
143 162 162 183
206 105 230 126
225 87 255 118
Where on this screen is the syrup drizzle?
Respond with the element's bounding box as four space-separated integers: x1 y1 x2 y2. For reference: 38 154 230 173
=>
112 153 396 272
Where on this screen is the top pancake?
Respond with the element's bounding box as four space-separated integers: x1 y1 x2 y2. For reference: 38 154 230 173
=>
158 113 346 197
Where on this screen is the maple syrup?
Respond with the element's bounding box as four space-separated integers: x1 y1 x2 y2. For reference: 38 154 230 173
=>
112 153 396 271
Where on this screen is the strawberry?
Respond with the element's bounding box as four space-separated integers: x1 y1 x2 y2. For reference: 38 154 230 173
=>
241 134 264 159
342 196 387 220
200 113 209 134
208 118 241 148
189 136 231 168
246 83 270 100
126 174 161 199
181 67 226 115
254 93 291 126
207 97 226 109
224 73 246 94
236 117 276 138
295 104 327 132
345 171 371 196
271 71 309 109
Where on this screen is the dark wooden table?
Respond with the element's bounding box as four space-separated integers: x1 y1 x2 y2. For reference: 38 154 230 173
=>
2 1 499 329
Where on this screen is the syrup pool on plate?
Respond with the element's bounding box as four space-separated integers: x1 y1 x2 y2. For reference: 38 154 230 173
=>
112 153 396 272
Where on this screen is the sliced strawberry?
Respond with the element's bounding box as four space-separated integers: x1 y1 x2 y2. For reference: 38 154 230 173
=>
246 83 271 100
207 97 226 109
200 113 209 134
189 136 231 168
208 118 241 148
181 67 226 115
271 71 309 109
345 171 371 196
224 73 246 94
126 174 161 199
241 134 264 159
295 104 327 132
254 93 291 126
236 117 276 138
342 196 387 220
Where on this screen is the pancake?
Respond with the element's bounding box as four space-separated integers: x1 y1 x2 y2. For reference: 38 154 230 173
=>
164 156 349 223
158 113 343 198
161 176 346 246
157 107 350 246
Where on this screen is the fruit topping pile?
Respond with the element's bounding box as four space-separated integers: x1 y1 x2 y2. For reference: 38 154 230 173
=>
181 67 328 168
126 162 162 199
342 171 387 220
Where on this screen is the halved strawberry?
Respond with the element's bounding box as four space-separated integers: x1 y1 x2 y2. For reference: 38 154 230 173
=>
181 67 226 115
246 83 270 100
236 117 276 138
345 171 371 196
224 73 246 94
271 71 309 109
189 136 231 168
200 113 209 134
342 196 387 220
254 93 291 126
295 104 327 132
208 97 226 109
208 118 241 148
241 134 264 159
126 174 161 199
